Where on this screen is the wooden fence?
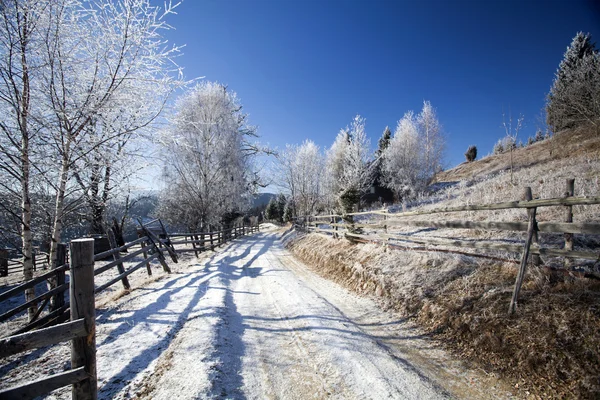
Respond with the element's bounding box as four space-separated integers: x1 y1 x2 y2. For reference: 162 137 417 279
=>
0 219 260 399
295 180 600 314
1 249 51 277
0 239 96 400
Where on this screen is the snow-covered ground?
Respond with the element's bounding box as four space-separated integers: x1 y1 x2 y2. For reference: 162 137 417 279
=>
1 229 513 399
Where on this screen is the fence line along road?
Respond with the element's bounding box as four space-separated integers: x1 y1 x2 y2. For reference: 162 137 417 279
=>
295 179 600 314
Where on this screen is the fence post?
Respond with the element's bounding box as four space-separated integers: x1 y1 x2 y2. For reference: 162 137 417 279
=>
50 243 67 312
191 234 199 257
509 187 537 315
564 178 575 268
210 232 215 250
69 238 97 400
107 229 130 290
0 249 7 277
141 239 152 276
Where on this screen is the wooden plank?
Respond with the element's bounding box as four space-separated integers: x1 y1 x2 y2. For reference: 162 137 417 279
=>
0 319 86 358
175 247 209 254
0 367 87 399
94 253 159 294
0 249 8 277
107 230 130 290
9 304 70 337
0 263 70 303
93 245 154 276
69 239 97 400
344 231 600 261
509 187 537 314
52 244 67 311
145 228 178 264
564 179 575 268
92 236 147 261
140 239 152 276
327 219 600 235
0 283 69 323
169 238 209 245
344 196 600 218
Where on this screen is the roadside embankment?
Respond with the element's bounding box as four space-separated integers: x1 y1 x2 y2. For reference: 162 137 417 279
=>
285 232 600 399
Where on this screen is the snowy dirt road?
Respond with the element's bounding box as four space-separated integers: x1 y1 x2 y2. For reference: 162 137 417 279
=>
3 227 512 399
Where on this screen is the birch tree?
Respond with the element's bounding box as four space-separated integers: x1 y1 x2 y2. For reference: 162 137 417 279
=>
323 128 349 209
338 115 373 213
39 0 183 270
417 101 444 179
0 0 49 318
274 140 325 218
381 111 425 200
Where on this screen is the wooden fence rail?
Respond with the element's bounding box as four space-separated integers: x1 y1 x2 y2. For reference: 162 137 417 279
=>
0 239 96 400
295 179 600 314
0 218 261 398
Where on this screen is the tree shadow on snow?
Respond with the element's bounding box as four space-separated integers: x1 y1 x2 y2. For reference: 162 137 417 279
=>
97 269 216 399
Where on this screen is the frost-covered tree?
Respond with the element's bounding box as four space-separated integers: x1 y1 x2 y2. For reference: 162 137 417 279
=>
0 0 49 317
41 0 184 271
337 115 373 213
546 32 600 132
323 128 349 208
275 193 286 222
381 111 425 200
417 101 444 178
159 82 258 231
275 140 324 218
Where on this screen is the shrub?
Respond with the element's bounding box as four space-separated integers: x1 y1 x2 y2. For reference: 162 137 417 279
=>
464 145 477 162
493 141 504 155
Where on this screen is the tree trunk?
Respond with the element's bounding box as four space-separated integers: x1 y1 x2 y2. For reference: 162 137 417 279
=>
19 12 35 321
49 143 71 272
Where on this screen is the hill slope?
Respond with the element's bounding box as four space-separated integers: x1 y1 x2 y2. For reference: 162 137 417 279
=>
434 126 600 184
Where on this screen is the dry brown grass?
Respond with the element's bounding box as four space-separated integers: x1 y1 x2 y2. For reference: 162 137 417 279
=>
286 232 600 399
433 125 600 184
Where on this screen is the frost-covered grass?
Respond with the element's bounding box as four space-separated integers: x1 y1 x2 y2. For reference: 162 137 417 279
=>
289 129 600 398
287 231 600 399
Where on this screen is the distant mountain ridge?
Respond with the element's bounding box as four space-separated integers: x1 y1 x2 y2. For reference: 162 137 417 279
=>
253 193 276 207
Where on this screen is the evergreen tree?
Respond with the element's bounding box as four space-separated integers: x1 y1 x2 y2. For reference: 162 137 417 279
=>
535 129 544 142
373 126 392 187
376 126 392 157
264 197 278 220
283 200 294 222
276 193 286 222
546 32 600 132
464 145 477 162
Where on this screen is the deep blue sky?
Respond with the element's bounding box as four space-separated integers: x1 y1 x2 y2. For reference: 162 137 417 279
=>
158 0 600 173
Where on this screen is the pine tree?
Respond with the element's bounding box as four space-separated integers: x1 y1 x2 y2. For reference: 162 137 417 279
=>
376 126 392 157
264 198 278 220
535 129 544 142
283 200 294 222
546 32 600 132
276 193 286 222
373 126 391 186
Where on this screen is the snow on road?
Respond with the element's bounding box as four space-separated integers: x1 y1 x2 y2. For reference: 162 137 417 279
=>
2 228 512 399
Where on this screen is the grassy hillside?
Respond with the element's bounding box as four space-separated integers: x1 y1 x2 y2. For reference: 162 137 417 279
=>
434 126 600 184
287 126 600 399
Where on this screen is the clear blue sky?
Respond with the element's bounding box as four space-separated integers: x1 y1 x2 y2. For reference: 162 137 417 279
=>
158 0 600 171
